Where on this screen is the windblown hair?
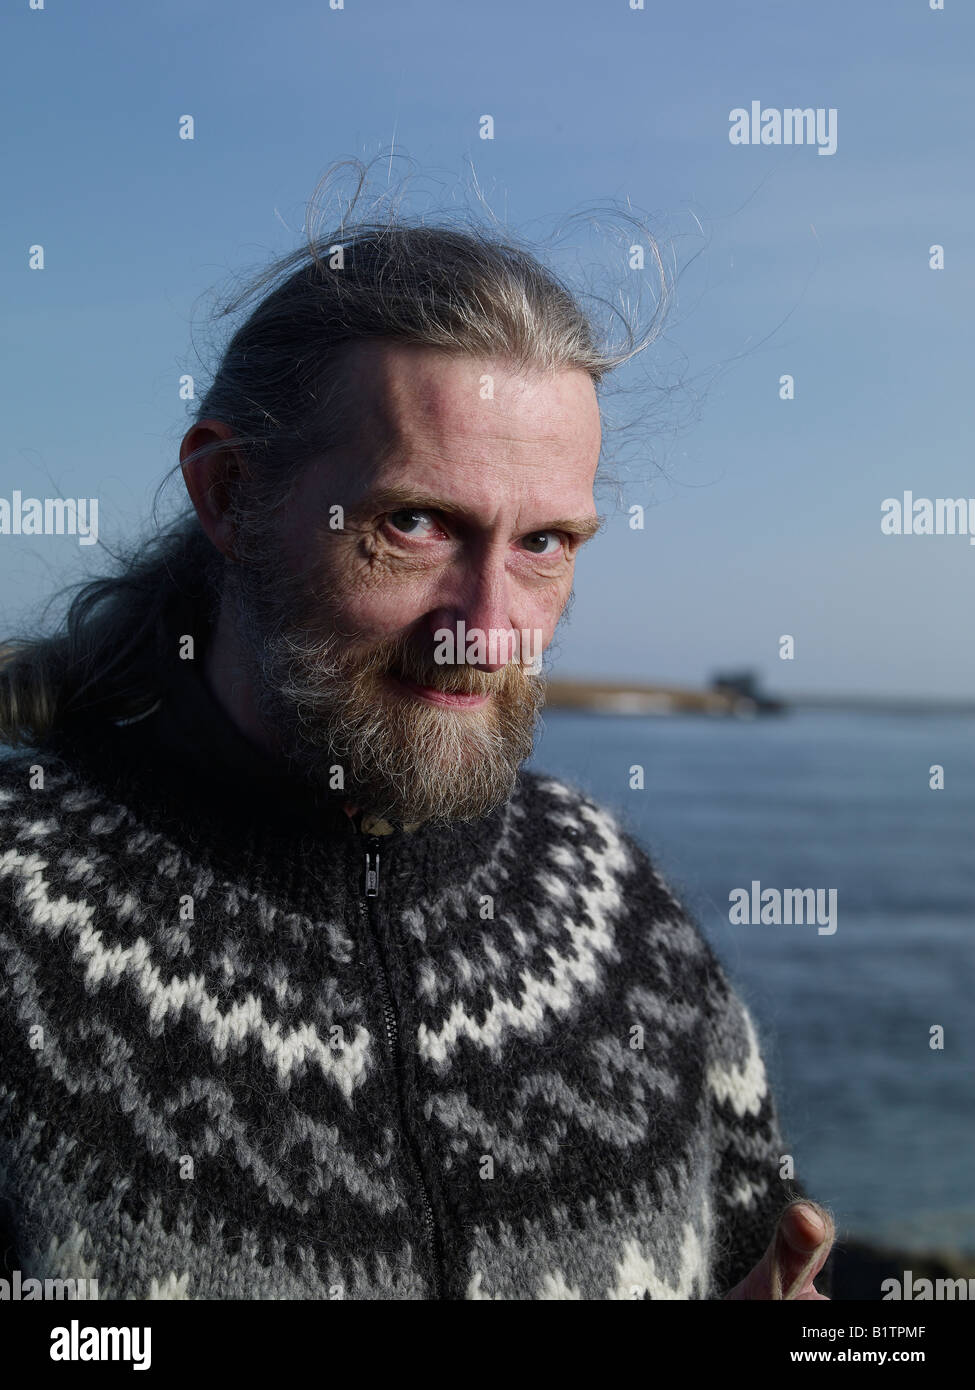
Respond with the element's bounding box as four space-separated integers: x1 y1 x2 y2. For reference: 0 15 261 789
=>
0 160 670 746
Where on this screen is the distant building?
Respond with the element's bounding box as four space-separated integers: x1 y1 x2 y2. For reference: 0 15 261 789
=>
710 670 786 715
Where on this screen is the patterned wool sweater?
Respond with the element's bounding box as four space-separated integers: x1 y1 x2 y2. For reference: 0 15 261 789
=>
0 659 817 1301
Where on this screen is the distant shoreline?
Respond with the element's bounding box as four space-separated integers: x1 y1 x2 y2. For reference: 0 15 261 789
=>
542 679 975 718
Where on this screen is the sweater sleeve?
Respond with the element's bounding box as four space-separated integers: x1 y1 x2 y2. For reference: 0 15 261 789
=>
702 952 832 1298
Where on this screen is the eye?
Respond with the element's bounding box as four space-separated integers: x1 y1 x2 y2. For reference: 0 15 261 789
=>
519 531 564 556
387 508 440 538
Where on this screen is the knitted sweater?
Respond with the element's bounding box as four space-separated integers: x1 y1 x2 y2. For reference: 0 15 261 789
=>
0 658 814 1301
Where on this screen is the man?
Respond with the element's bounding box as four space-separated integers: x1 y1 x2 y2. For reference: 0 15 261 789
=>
0 220 833 1299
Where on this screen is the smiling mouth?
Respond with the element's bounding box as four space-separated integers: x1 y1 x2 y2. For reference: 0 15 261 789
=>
388 672 491 709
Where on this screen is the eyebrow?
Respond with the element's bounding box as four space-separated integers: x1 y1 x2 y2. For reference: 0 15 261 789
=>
349 486 603 542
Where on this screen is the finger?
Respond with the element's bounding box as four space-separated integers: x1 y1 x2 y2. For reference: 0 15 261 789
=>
724 1199 835 1300
773 1201 836 1300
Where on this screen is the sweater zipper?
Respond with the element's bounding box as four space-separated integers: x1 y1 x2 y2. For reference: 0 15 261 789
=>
358 834 445 1300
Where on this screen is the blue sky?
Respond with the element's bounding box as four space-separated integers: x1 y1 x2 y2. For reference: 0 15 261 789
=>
2 0 972 697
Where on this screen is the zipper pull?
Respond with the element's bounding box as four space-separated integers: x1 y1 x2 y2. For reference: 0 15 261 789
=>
364 843 380 898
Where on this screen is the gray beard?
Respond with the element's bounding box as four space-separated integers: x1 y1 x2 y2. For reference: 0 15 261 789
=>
229 568 546 826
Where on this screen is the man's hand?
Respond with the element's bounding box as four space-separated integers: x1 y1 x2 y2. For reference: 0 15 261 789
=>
724 1200 835 1300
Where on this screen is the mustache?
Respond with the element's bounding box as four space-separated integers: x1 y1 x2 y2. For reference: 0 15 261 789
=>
288 626 542 697
391 641 538 695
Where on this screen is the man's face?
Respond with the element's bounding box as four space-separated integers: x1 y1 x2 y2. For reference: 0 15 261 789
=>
233 340 602 824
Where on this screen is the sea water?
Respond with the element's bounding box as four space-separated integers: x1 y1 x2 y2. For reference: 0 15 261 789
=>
529 708 975 1256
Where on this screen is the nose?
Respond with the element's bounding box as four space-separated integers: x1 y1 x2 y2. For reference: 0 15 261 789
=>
424 550 518 673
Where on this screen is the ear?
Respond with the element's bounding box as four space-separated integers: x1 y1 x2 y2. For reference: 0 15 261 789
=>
180 420 246 560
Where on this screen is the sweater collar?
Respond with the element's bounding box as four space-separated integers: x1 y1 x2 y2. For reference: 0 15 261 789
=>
40 603 513 907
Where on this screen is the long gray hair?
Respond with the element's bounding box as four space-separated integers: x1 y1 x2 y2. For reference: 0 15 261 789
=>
0 161 670 745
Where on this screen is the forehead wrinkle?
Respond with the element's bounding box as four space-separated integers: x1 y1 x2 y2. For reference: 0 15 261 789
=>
335 343 601 505
371 346 597 445
374 398 583 468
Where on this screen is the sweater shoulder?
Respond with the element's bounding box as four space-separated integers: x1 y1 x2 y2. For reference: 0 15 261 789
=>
0 743 90 816
512 767 703 926
512 766 642 849
511 767 754 1033
0 742 117 832
0 743 148 934
511 774 781 1123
